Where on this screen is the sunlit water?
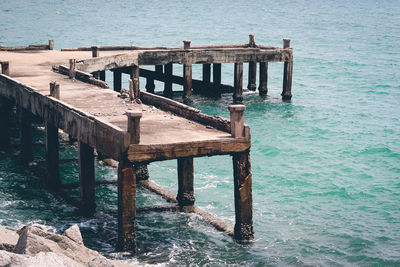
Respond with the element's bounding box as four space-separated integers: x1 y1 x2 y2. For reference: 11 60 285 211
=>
1 0 399 265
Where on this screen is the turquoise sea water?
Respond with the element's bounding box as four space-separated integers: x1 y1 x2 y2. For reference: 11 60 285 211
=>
1 0 400 265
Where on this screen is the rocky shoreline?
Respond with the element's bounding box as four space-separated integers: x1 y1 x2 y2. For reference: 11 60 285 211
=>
0 224 135 267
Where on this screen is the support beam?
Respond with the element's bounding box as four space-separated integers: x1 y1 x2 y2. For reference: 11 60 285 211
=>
113 69 122 92
258 62 268 96
232 150 254 241
79 141 96 214
247 62 257 91
117 158 137 253
0 97 12 151
213 63 222 98
45 82 60 190
19 108 33 163
282 38 293 101
247 34 257 91
202 64 211 95
163 63 173 97
233 63 243 104
183 40 192 104
183 64 192 104
177 157 195 207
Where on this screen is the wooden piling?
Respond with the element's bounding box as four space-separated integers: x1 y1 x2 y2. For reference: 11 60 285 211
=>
213 63 222 98
163 63 173 97
233 63 243 103
79 141 96 213
183 40 192 104
258 62 268 96
117 158 137 253
282 39 293 101
113 69 122 92
19 108 33 163
247 35 257 91
45 82 61 189
177 157 195 207
202 64 211 95
155 65 163 74
145 67 155 93
232 150 254 241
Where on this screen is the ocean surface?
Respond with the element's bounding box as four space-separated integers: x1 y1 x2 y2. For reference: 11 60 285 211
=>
1 0 400 265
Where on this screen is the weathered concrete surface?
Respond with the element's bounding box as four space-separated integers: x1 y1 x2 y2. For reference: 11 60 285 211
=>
0 225 19 252
63 224 83 245
0 250 83 267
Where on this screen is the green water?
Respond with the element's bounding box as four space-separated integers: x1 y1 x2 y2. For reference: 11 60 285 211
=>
1 0 400 265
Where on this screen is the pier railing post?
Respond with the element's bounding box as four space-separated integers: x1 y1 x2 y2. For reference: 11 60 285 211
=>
282 38 293 101
228 104 246 138
45 82 61 190
117 157 137 253
79 141 96 214
177 157 195 207
213 63 222 98
183 40 192 104
247 34 257 91
258 62 268 96
163 63 173 97
130 65 140 101
233 63 244 104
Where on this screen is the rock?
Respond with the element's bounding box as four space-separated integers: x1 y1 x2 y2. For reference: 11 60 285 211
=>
14 226 100 265
88 256 115 267
0 225 19 251
0 250 83 267
64 224 83 245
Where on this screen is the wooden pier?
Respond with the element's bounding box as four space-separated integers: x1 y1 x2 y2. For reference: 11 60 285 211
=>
0 37 293 252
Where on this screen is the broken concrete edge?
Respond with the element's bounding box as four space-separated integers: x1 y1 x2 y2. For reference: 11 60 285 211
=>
0 224 138 267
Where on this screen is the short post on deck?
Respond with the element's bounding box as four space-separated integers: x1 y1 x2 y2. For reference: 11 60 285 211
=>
126 111 142 144
228 104 246 138
48 39 54 50
91 46 105 81
69 59 76 79
282 38 293 101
